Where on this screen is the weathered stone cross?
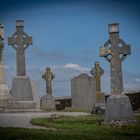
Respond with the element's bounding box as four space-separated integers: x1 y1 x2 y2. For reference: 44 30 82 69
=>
91 62 104 93
8 20 32 76
42 67 55 95
0 24 4 61
100 23 131 95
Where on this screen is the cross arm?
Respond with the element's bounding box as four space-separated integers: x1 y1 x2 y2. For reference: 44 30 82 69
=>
118 44 131 61
90 68 96 77
118 44 131 55
8 37 17 50
100 46 111 62
24 36 32 50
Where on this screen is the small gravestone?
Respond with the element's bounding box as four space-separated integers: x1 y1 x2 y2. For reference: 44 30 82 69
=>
0 23 11 111
71 73 96 113
100 23 135 124
8 20 36 110
41 67 55 110
91 62 105 103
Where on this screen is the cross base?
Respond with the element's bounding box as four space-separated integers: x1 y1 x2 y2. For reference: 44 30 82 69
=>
41 94 56 110
104 94 136 124
11 76 33 101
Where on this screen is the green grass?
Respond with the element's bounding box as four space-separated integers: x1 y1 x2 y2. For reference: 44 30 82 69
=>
0 115 140 140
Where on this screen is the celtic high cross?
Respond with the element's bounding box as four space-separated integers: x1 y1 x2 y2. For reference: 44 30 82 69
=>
100 23 131 95
42 67 55 95
8 20 32 76
91 62 104 93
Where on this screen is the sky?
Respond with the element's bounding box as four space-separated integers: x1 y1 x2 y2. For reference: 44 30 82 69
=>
0 0 140 96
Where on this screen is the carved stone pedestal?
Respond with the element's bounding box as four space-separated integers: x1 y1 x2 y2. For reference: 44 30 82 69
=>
9 76 37 110
41 94 56 110
11 76 33 101
0 63 11 110
104 95 136 124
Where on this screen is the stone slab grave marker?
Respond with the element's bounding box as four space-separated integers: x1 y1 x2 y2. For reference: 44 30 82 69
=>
0 23 11 110
71 73 96 113
91 62 105 103
100 23 135 124
41 67 55 109
8 20 36 109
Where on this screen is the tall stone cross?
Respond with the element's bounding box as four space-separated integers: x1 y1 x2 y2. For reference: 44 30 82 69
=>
100 23 131 95
90 62 104 93
8 20 32 76
42 67 55 95
0 24 4 61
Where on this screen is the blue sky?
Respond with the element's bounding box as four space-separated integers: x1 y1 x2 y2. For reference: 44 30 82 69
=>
0 0 140 96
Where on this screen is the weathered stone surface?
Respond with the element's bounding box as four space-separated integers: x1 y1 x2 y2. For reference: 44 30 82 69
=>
8 101 36 109
71 73 96 113
41 67 55 109
104 95 135 122
100 23 135 123
6 20 37 111
91 62 104 93
31 80 40 109
11 76 33 101
8 20 32 76
91 62 105 103
42 67 55 95
96 92 105 103
0 23 11 110
41 94 55 110
100 23 131 95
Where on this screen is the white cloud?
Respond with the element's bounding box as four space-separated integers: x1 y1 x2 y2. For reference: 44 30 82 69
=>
135 78 140 82
64 63 90 72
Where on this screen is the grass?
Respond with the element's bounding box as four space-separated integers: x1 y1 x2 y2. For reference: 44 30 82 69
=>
0 114 140 140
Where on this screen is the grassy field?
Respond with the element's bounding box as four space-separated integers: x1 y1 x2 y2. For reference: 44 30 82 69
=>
0 114 140 140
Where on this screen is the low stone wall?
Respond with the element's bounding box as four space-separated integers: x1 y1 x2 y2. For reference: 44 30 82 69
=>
55 97 71 110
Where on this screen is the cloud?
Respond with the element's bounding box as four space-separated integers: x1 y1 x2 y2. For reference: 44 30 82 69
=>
64 63 90 72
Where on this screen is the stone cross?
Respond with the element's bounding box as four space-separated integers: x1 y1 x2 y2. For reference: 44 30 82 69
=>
100 23 131 95
0 24 4 61
42 67 55 95
8 20 32 76
91 62 104 93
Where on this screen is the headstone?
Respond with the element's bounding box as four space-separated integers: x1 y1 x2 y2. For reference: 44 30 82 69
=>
71 73 96 113
41 67 55 110
91 62 105 103
100 23 135 124
8 20 36 110
0 23 11 110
